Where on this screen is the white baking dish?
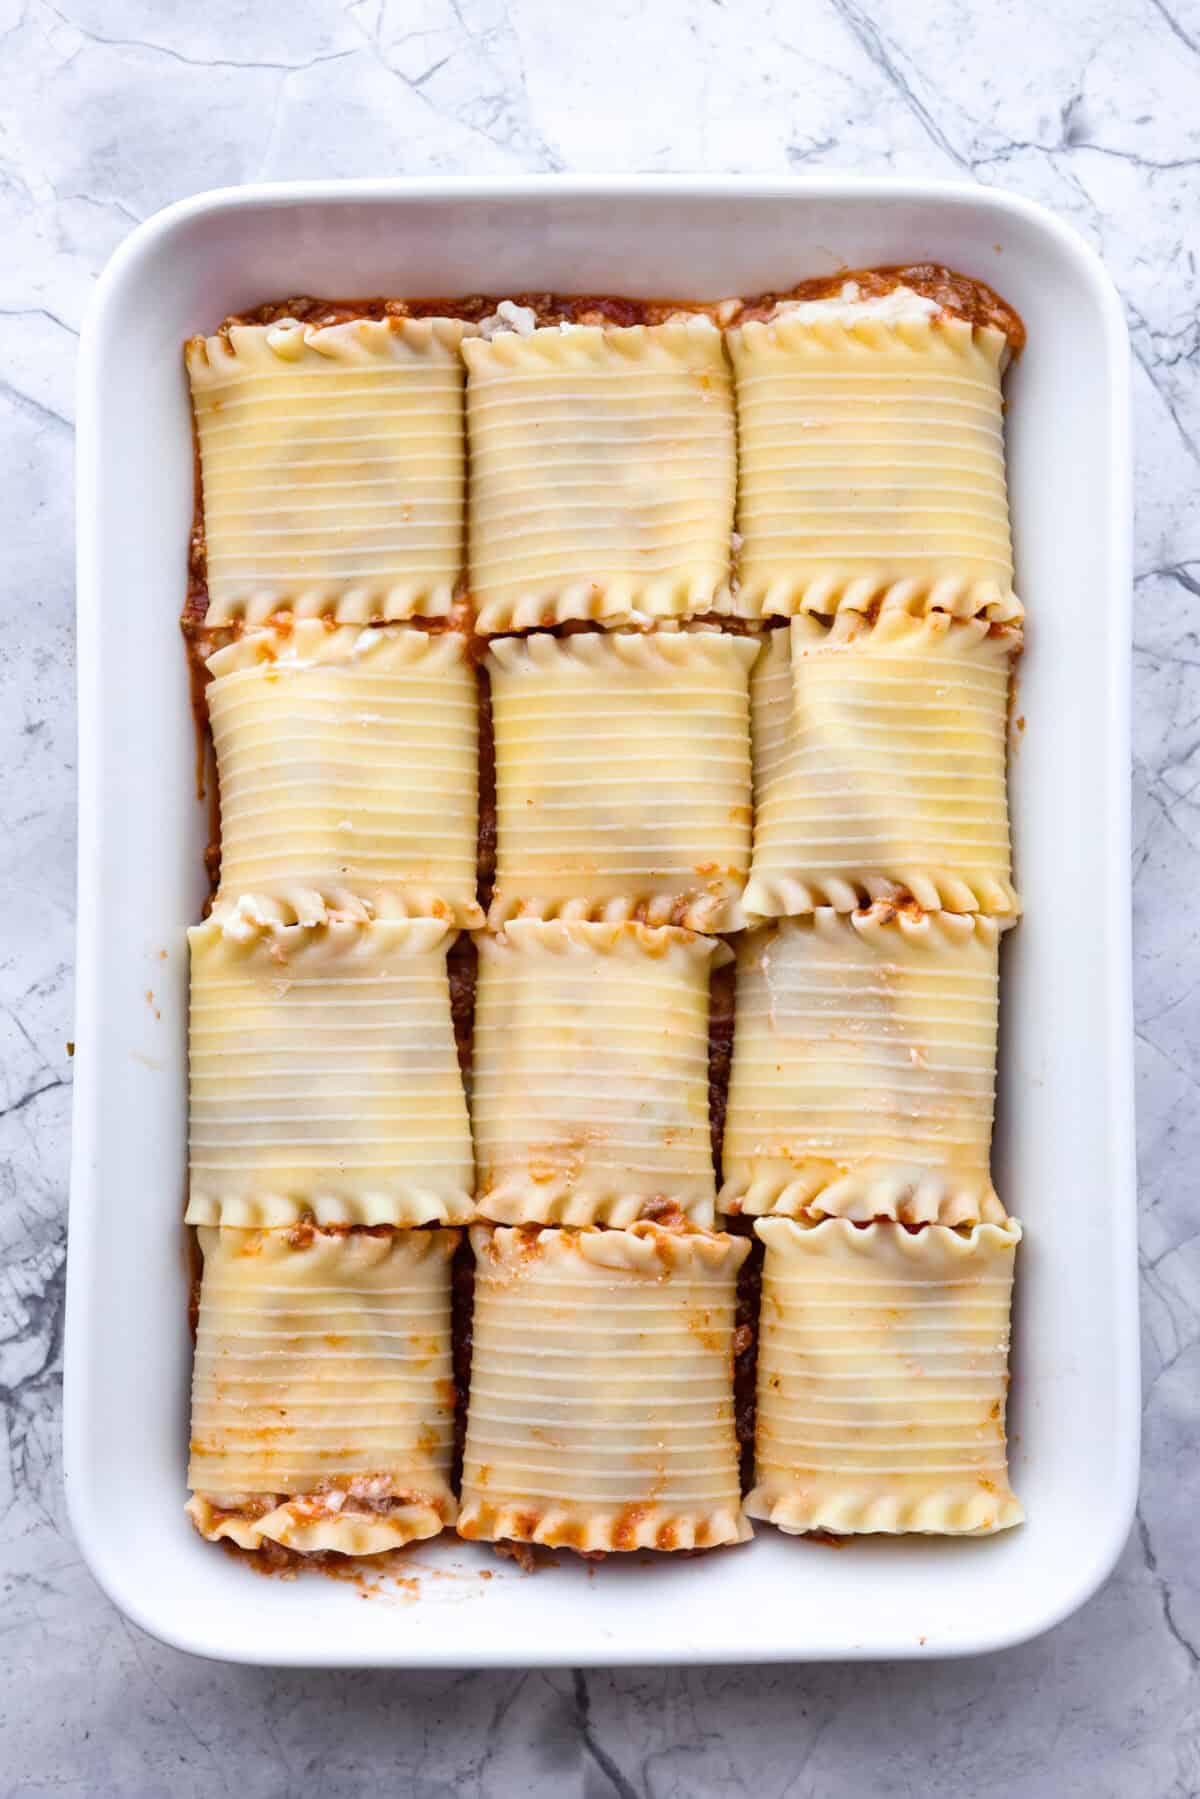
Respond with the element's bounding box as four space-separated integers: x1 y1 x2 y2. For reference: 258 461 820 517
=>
67 175 1137 1666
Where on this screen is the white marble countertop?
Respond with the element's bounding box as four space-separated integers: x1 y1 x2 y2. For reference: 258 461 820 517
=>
1 0 1196 1790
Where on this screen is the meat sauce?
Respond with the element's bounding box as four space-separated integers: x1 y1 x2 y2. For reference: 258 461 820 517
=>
220 264 1024 353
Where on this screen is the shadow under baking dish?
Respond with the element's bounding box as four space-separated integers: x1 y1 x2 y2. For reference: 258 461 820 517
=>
68 175 1136 1667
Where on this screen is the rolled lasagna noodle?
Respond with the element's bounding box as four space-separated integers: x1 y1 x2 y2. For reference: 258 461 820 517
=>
464 321 736 632
459 1224 751 1551
186 316 468 625
187 1225 458 1553
720 907 1004 1225
472 920 724 1227
728 310 1019 622
747 1217 1023 1535
743 612 1019 921
187 917 473 1226
206 622 481 927
487 628 759 931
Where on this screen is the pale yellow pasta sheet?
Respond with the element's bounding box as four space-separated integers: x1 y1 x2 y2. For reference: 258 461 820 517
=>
206 621 480 927
187 316 468 625
472 920 725 1226
747 1217 1023 1536
487 628 758 931
745 626 804 918
728 313 1019 622
720 906 1005 1225
458 1224 751 1551
744 611 1019 921
464 322 736 632
187 1226 458 1553
186 917 473 1227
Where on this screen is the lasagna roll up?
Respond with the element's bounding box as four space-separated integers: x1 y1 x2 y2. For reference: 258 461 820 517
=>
464 320 736 632
748 1218 1023 1536
187 1226 459 1553
459 1224 751 1552
487 628 758 932
207 622 480 928
729 301 1019 622
744 612 1019 922
472 921 725 1227
187 316 468 625
720 907 1004 1226
187 917 473 1227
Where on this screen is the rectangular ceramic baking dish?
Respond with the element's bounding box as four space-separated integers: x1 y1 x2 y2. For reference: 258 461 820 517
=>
67 175 1137 1666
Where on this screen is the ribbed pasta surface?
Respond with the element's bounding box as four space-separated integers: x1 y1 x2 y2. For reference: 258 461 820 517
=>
746 625 804 917
747 1218 1022 1535
206 622 480 926
720 907 1004 1225
487 629 758 931
743 611 1019 921
186 317 467 625
472 921 723 1226
464 323 736 632
459 1224 751 1550
728 314 1019 622
186 918 473 1227
187 1225 458 1553
180 280 1030 1564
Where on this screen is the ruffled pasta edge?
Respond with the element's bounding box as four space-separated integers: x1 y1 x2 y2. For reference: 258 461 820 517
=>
718 1165 1009 1228
189 911 456 961
469 1221 750 1279
462 316 729 374
457 1496 751 1553
187 1188 475 1229
474 573 734 636
727 311 1009 368
486 625 759 678
205 578 459 630
486 888 746 935
742 1481 1023 1538
732 573 1022 626
187 1492 457 1554
206 619 470 679
741 869 1021 923
746 903 1004 952
473 1181 717 1231
210 885 484 931
195 1221 462 1271
186 314 470 385
790 607 1021 661
752 1215 1022 1259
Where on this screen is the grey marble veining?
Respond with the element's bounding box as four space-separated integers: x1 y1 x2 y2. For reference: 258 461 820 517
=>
1 0 1197 1791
